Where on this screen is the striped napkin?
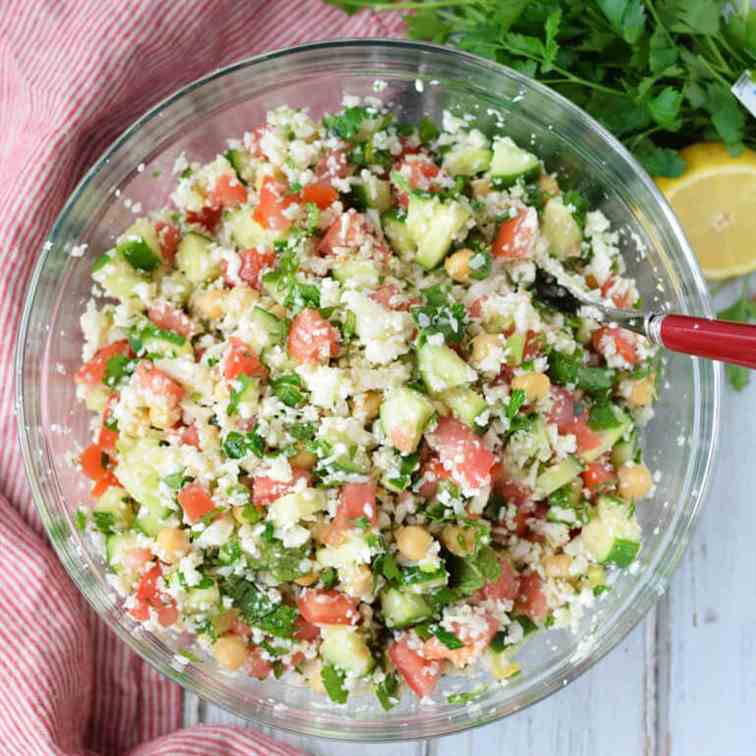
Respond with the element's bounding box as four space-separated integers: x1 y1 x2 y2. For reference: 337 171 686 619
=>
0 1 401 753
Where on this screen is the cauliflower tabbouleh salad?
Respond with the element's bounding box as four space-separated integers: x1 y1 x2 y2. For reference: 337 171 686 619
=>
73 97 660 707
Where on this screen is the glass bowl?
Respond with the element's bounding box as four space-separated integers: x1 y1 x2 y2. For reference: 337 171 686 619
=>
16 39 720 741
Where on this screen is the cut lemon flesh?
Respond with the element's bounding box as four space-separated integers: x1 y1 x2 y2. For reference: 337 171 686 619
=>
656 142 756 280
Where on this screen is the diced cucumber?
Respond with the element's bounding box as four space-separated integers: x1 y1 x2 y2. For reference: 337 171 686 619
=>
184 580 221 613
224 148 253 184
115 437 178 536
400 566 448 594
319 424 372 475
542 197 582 259
489 137 540 187
417 342 477 394
226 207 281 248
106 532 141 572
579 409 631 463
245 306 288 355
382 212 417 259
582 495 641 567
406 195 471 270
320 626 375 677
84 386 110 412
441 386 487 429
269 488 327 528
93 254 149 302
381 587 432 629
141 332 193 360
535 456 583 499
353 175 392 212
117 219 162 271
93 486 134 530
443 145 492 177
176 232 219 284
611 433 638 468
332 257 380 289
380 387 435 454
505 333 526 366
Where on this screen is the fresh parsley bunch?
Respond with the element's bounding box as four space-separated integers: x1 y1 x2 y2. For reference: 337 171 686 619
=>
326 0 755 177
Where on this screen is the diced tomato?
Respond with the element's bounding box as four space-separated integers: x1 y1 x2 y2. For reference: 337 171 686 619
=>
323 482 379 543
301 181 338 210
134 362 185 406
297 590 358 626
155 222 180 266
388 637 440 699
254 175 297 231
287 651 306 669
563 414 602 457
80 443 109 481
317 209 366 255
124 548 153 572
468 297 486 320
223 336 267 381
592 326 638 366
492 207 538 259
177 482 216 524
397 137 421 158
180 423 200 448
91 470 120 498
475 558 520 603
523 330 545 360
229 616 251 640
148 301 193 338
492 468 533 507
293 616 321 643
515 572 548 621
287 308 340 364
75 340 131 387
417 457 451 500
186 205 223 232
156 604 178 628
129 602 150 621
423 613 499 668
236 248 276 290
369 284 417 311
546 387 575 433
252 467 313 507
600 276 635 309
247 125 267 159
582 458 617 492
136 563 161 604
426 417 496 493
394 155 442 208
513 502 548 541
246 647 274 680
97 416 118 452
315 148 352 179
208 173 247 208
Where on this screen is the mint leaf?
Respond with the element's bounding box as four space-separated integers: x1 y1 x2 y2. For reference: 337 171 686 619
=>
321 664 349 704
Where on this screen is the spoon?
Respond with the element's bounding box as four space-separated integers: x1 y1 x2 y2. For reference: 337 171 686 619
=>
533 269 756 370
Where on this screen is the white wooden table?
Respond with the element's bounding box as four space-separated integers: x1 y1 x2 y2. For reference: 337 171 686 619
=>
185 280 756 756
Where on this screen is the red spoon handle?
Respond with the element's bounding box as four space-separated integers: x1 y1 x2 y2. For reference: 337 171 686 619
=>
658 314 756 369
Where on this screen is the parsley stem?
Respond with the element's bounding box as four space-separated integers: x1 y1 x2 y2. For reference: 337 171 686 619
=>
695 53 733 89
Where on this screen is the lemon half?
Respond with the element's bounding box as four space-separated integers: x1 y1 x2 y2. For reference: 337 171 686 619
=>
656 142 756 280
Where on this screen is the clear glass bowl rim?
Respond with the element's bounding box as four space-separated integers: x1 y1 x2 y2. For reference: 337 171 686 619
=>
15 38 721 741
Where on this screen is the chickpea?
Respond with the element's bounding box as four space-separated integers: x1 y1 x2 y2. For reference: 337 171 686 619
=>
346 564 374 599
471 177 492 198
224 284 259 316
302 659 326 694
353 391 382 422
627 375 656 408
395 525 433 561
543 553 572 578
471 333 504 366
294 572 319 587
511 372 551 402
191 288 225 320
537 172 560 198
156 527 191 564
289 447 317 470
441 525 477 557
212 609 237 636
444 248 475 283
213 634 248 671
213 382 230 402
149 404 180 430
617 462 653 500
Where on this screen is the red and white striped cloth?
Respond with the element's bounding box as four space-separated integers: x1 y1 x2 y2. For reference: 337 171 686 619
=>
0 1 403 753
